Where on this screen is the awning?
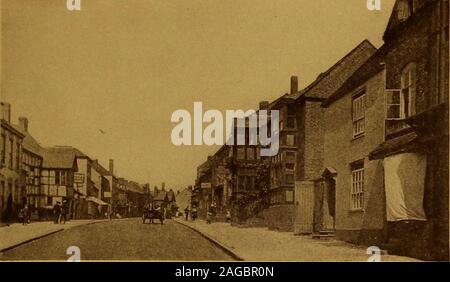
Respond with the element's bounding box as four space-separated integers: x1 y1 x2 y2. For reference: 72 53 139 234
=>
369 132 419 160
87 197 109 206
384 153 427 222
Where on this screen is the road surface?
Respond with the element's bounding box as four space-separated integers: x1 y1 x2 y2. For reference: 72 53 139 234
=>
0 218 235 261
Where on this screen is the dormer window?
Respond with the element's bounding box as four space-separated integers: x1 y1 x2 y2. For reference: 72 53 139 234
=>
397 0 415 21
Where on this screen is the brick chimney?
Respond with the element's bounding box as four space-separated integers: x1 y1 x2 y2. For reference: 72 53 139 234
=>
290 76 298 94
18 117 29 132
1 103 11 122
109 159 114 175
259 101 269 110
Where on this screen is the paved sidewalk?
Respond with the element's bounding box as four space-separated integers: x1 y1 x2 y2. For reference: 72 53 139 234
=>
174 219 420 262
0 219 109 252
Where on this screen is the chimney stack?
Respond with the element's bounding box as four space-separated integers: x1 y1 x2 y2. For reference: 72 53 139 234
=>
1 103 11 122
18 117 29 132
290 76 298 94
109 159 114 175
161 182 166 191
259 101 269 110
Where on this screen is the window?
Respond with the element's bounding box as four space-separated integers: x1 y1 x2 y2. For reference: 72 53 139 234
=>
246 148 255 160
386 90 402 119
286 190 294 202
397 0 414 22
55 171 60 185
287 117 296 129
351 161 364 210
285 174 295 184
16 143 20 170
286 134 295 146
400 63 416 118
1 134 5 166
285 151 296 163
352 92 366 137
61 171 67 186
237 148 245 160
9 138 13 169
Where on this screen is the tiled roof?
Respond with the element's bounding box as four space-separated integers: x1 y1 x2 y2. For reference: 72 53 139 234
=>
167 190 176 202
291 40 377 100
91 160 112 176
41 146 83 169
11 125 43 157
323 44 387 107
153 191 168 201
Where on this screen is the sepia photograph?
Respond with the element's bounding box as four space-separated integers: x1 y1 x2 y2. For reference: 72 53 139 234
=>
0 0 449 270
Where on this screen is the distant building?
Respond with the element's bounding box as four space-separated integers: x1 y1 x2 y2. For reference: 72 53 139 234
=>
40 146 78 219
265 41 377 232
0 102 25 223
14 117 44 219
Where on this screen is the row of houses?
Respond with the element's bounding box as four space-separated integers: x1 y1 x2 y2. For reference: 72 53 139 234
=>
0 103 152 222
194 0 449 260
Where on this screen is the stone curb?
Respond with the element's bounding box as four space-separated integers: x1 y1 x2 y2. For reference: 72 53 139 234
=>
173 219 244 261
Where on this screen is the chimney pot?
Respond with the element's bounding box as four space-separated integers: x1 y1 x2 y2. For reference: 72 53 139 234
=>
109 159 114 175
19 117 29 132
259 101 269 110
1 103 11 123
290 76 298 94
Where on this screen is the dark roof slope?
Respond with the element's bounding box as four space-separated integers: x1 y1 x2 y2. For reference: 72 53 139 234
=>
12 125 43 157
322 44 387 107
42 147 78 169
291 40 377 100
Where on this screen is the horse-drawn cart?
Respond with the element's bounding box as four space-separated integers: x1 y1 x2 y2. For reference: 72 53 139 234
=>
142 204 164 225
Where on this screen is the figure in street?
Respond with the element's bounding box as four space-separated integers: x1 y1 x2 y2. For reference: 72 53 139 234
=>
184 206 190 221
53 201 61 224
61 200 68 224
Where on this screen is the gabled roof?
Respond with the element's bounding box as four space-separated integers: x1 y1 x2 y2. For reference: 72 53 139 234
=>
91 160 112 177
322 44 387 107
12 125 43 157
167 190 176 202
42 146 79 169
383 0 430 41
153 190 169 201
127 181 144 194
291 40 377 101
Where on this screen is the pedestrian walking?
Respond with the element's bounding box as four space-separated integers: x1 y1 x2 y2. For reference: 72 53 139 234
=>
20 204 29 225
226 209 231 223
206 210 212 224
53 202 61 224
184 206 190 221
61 200 68 224
191 206 198 221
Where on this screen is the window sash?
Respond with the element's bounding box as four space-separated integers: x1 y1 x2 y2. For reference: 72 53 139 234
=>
351 168 364 210
352 94 366 136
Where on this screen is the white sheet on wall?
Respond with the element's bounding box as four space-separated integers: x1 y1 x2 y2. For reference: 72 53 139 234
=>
384 152 427 222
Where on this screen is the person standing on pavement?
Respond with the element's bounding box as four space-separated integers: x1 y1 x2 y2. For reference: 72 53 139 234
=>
184 206 190 221
53 202 61 224
20 204 29 225
191 206 197 221
61 200 68 224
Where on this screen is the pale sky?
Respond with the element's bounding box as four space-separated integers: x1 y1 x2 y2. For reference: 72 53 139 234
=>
1 0 395 190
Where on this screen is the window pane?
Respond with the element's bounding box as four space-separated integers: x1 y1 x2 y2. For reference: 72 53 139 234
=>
387 105 401 119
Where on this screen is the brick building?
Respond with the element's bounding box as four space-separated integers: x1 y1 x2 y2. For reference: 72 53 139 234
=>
15 117 45 219
40 146 78 220
0 102 25 223
322 0 449 260
264 41 377 232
